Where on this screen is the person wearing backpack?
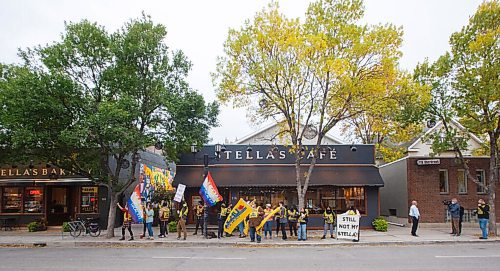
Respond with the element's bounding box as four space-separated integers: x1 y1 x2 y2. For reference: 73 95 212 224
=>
158 200 170 238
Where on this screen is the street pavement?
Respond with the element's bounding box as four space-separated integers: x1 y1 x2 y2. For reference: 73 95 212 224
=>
1 243 499 271
0 224 498 248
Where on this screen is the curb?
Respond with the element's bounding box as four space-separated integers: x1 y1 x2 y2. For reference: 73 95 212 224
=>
1 238 499 248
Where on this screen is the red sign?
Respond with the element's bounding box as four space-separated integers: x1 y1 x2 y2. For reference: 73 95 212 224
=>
29 190 41 195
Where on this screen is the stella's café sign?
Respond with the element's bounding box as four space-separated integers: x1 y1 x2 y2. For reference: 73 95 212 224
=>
184 145 374 165
0 166 69 179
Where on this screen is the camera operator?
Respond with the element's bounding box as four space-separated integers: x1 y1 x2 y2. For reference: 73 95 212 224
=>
447 198 461 236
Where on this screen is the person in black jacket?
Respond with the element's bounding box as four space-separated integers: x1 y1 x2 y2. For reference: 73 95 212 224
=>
458 205 465 235
476 199 490 239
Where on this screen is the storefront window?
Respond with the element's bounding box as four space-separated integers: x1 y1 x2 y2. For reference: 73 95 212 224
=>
457 170 467 194
81 186 99 213
476 170 486 194
333 187 366 215
2 187 23 213
439 169 449 194
24 187 44 213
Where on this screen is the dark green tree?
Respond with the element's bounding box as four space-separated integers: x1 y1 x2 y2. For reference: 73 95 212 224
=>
0 15 218 238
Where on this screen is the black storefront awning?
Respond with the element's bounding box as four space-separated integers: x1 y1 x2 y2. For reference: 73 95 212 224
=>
174 165 384 188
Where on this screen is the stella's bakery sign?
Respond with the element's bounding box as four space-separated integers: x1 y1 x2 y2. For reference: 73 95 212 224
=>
0 166 69 179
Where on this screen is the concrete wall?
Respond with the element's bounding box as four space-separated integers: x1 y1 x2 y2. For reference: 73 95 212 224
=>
379 158 408 218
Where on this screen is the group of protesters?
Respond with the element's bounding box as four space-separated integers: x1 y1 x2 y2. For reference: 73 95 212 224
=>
116 199 189 241
116 198 361 242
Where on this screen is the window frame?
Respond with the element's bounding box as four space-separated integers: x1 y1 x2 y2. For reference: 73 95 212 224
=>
457 169 467 194
439 169 449 194
1 186 24 214
476 170 487 194
23 187 45 214
80 186 99 214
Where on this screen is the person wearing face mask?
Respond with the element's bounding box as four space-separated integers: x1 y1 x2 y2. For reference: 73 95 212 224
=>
448 198 461 236
476 199 490 239
321 206 335 239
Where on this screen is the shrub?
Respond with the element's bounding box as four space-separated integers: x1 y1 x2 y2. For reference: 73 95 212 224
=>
168 221 177 233
372 217 388 232
27 219 47 232
62 222 71 232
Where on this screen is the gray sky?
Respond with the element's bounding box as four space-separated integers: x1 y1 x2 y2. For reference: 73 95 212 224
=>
0 0 483 144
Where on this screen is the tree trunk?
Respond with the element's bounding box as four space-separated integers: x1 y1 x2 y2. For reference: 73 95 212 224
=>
106 192 119 238
488 136 497 236
296 158 305 211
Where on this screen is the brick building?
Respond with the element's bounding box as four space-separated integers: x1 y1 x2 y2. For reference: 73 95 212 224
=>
380 156 499 223
379 120 499 223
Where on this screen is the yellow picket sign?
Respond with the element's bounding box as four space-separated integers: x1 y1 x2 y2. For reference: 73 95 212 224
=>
223 199 253 234
256 207 280 231
243 219 249 236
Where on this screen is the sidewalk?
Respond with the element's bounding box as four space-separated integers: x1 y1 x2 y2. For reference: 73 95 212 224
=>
0 224 498 248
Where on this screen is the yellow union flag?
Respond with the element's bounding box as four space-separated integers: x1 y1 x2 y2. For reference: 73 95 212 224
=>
223 199 252 234
256 207 280 231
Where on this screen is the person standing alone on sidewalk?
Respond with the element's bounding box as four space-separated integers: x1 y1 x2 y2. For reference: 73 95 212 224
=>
117 202 134 241
476 199 490 239
177 202 189 240
193 202 204 236
409 200 420 237
448 198 461 236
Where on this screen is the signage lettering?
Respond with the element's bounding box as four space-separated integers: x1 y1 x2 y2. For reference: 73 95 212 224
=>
417 159 440 166
0 167 69 178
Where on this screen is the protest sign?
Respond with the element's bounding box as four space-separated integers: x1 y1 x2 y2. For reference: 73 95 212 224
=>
336 214 360 241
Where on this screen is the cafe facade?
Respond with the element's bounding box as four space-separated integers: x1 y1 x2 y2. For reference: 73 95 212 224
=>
0 149 169 228
174 144 384 228
0 165 108 227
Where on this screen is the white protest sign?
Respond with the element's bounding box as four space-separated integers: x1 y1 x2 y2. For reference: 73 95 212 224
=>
173 184 186 203
336 214 360 241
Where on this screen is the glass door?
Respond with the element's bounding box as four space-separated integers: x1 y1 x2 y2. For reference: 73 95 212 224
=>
47 187 70 226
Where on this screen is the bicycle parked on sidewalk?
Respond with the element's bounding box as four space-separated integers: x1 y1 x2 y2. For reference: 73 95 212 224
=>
68 217 101 237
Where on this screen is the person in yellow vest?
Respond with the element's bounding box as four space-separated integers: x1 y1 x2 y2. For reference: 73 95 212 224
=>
263 204 274 239
249 205 265 243
176 202 189 240
278 202 288 240
158 200 170 238
287 206 298 237
297 207 308 241
117 202 134 241
218 203 229 239
193 202 204 235
321 206 336 239
344 205 361 242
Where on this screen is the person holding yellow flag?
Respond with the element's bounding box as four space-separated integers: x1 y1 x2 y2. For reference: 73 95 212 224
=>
263 204 274 239
249 205 265 243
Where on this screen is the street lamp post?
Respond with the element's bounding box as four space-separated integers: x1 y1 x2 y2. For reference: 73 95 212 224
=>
192 143 225 239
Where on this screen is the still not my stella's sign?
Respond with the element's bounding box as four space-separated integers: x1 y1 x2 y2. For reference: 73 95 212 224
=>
0 167 68 178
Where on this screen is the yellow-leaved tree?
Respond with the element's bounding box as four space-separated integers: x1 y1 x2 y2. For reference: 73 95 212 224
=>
213 0 406 210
